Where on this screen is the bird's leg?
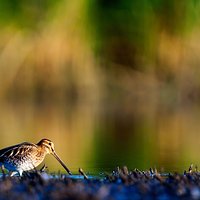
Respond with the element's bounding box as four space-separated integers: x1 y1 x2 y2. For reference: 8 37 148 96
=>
40 164 47 172
1 165 6 176
18 169 23 177
32 164 38 174
9 170 23 177
10 171 18 177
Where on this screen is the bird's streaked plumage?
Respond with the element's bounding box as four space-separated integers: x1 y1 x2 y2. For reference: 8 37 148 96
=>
0 139 71 176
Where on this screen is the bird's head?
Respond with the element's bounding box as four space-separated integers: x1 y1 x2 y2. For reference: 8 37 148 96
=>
37 138 55 154
37 138 72 175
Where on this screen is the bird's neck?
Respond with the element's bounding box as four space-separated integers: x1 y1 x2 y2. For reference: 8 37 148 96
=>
37 145 49 156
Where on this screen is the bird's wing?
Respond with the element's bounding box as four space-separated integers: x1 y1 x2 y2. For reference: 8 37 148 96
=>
0 142 37 159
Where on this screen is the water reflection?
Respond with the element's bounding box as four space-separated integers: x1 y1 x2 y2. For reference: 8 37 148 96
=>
0 101 97 173
0 98 200 174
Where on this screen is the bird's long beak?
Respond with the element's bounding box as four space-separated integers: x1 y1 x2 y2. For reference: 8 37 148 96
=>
52 151 72 175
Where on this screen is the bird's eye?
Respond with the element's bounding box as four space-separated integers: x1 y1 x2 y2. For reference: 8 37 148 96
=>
48 142 51 145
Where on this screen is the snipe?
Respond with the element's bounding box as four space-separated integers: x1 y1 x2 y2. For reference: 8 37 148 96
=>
0 139 72 176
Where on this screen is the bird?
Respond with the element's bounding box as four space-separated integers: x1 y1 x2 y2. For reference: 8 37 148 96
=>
0 138 72 176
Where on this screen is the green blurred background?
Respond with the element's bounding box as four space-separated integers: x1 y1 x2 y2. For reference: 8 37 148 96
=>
0 0 200 173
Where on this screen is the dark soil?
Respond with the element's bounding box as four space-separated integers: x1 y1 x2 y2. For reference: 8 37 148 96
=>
0 166 200 200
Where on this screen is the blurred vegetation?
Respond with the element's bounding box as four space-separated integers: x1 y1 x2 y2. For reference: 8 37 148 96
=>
0 0 200 100
0 0 200 172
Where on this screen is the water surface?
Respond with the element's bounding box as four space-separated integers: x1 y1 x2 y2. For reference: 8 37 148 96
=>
0 98 199 174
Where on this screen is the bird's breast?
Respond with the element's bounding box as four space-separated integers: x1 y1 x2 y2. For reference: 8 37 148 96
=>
3 149 46 171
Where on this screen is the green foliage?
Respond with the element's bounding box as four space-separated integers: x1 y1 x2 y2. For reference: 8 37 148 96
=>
87 0 200 69
0 0 61 29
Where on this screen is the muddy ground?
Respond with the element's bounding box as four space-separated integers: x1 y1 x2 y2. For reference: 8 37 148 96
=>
0 166 199 200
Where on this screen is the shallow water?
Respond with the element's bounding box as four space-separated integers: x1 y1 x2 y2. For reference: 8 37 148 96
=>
0 172 98 180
